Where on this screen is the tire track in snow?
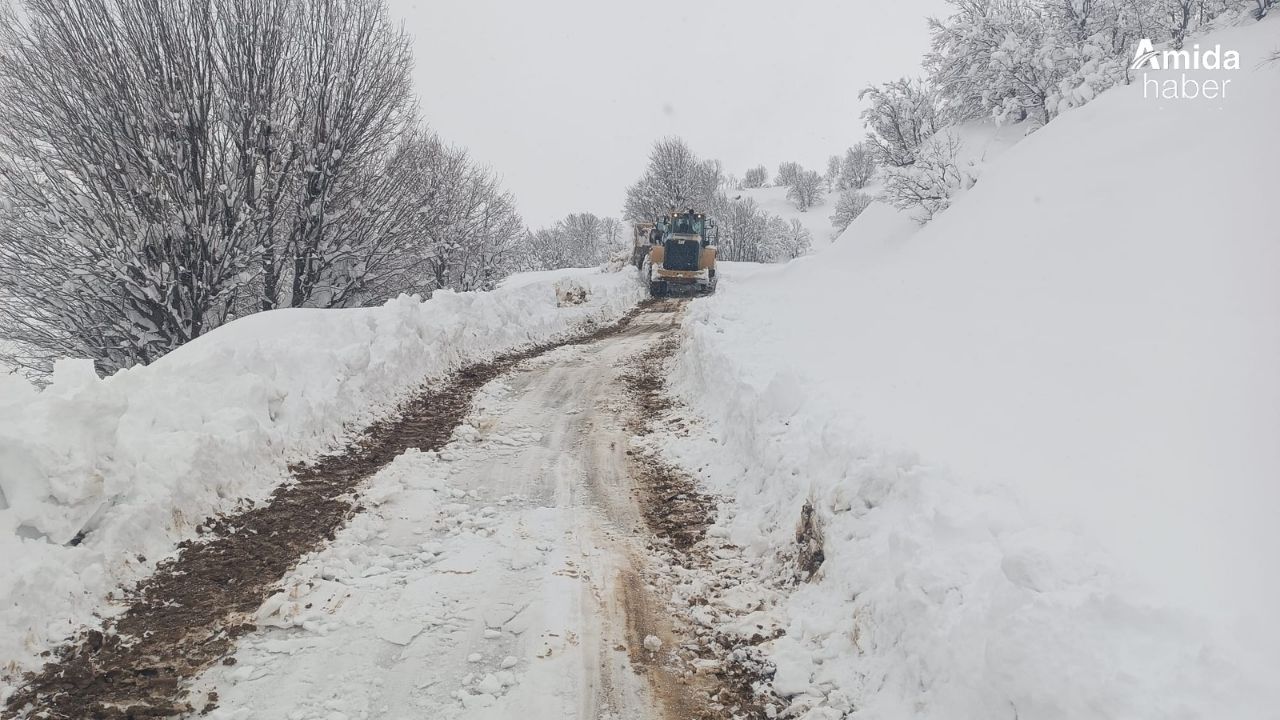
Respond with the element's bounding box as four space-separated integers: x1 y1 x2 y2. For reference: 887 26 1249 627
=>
181 299 710 719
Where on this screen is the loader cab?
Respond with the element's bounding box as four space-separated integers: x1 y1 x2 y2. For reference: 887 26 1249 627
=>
664 210 713 246
670 213 703 237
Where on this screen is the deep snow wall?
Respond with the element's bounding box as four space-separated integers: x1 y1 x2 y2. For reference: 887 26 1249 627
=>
670 17 1280 720
0 269 643 694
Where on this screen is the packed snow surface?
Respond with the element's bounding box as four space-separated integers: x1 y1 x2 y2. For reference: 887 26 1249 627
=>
0 269 643 693
186 301 679 719
670 18 1280 720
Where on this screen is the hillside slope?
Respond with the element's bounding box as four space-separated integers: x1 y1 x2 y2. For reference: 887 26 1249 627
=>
734 186 840 243
670 16 1280 719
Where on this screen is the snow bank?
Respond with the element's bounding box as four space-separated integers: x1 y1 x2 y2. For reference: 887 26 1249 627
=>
0 269 643 687
671 17 1280 720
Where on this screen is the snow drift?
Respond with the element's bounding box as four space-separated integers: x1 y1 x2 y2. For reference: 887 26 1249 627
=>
670 17 1280 720
0 268 642 691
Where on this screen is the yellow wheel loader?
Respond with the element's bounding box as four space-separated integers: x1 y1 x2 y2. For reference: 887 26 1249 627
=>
643 209 717 297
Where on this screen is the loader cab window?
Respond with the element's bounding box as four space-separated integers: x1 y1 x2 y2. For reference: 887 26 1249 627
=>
671 215 704 236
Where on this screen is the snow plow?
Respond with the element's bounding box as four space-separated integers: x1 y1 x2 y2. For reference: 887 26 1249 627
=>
641 209 717 297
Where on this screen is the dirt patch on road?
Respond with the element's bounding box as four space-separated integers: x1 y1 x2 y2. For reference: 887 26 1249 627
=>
621 334 717 560
2 304 657 720
619 315 782 720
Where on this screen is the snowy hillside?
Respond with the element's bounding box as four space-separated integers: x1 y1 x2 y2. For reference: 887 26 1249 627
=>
0 270 642 688
733 186 840 243
669 16 1280 720
729 118 1027 248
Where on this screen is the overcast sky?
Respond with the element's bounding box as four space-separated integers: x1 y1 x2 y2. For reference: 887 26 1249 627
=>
386 0 952 227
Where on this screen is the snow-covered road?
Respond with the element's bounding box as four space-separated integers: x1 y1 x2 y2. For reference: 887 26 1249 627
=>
190 303 702 720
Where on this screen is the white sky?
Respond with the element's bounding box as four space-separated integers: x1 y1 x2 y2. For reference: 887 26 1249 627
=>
387 0 951 227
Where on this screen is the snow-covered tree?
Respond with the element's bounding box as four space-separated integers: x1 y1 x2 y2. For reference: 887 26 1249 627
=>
623 137 721 222
526 212 625 271
212 0 302 313
274 0 417 309
600 216 623 252
924 0 1135 126
742 165 769 188
525 228 572 273
714 198 776 263
417 149 526 293
559 214 608 262
921 0 1251 128
881 132 973 223
1142 0 1259 47
775 161 802 189
710 196 804 264
839 144 877 190
925 1 1054 125
825 155 842 190
830 190 873 233
0 0 267 372
0 0 522 374
786 170 826 211
776 219 813 259
859 79 944 168
845 0 1268 233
